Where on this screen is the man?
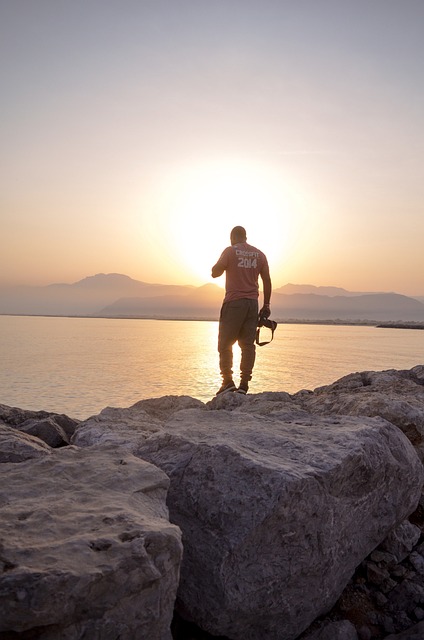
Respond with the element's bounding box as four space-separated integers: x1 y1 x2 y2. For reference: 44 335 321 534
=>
211 226 272 395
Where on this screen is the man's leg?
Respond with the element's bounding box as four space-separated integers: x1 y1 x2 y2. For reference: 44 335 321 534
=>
238 299 259 389
218 301 249 383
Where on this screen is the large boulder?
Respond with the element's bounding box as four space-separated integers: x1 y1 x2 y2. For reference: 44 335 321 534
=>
73 398 423 640
0 444 182 640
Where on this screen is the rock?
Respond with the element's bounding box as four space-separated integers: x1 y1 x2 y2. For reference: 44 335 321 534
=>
413 606 424 621
0 445 182 639
382 577 399 594
72 403 163 448
369 549 398 567
295 367 424 460
357 626 373 640
409 551 424 574
72 395 204 449
380 521 422 563
133 395 206 421
385 620 424 639
366 562 390 586
391 565 408 580
0 424 52 462
301 619 358 639
0 403 79 447
382 614 397 634
18 416 70 447
73 399 423 640
209 388 295 413
374 592 388 608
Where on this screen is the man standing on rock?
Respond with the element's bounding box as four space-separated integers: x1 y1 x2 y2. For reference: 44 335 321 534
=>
211 226 272 395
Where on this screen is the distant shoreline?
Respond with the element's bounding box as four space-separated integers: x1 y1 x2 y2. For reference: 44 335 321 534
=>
2 312 424 329
376 323 424 330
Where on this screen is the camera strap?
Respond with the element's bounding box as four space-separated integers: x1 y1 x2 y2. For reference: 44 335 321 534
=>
255 319 277 346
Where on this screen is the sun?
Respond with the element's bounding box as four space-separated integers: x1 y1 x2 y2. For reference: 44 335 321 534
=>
162 159 295 284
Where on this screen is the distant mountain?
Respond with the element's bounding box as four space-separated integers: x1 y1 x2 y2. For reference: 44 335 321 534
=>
271 291 424 322
0 273 195 316
96 282 424 322
97 284 224 319
274 284 378 297
1 274 424 322
60 273 147 290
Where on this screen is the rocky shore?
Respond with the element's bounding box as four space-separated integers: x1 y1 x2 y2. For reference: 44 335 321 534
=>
1 366 424 640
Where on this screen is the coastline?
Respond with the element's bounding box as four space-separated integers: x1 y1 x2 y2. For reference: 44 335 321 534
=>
2 312 424 329
376 322 424 330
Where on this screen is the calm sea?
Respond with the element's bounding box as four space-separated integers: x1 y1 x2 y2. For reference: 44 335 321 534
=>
0 315 422 420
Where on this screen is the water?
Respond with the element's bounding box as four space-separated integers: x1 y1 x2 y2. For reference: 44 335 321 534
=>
0 315 422 420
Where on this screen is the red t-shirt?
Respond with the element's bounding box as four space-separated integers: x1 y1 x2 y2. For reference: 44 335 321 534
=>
215 242 269 303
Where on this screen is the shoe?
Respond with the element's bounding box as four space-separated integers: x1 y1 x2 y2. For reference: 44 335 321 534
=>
216 380 236 396
236 381 249 394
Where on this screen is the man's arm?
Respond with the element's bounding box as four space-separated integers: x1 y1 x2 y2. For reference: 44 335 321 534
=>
211 262 225 278
211 249 228 278
261 263 272 305
259 263 272 319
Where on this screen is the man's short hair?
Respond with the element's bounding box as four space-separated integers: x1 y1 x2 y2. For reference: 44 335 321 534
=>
230 226 247 242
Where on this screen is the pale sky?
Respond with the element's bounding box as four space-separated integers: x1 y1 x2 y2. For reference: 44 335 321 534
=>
1 0 423 294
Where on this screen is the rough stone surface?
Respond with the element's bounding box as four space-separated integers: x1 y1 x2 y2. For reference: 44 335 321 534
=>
0 445 182 640
72 395 203 449
295 366 424 460
0 423 52 462
133 395 206 421
73 398 423 640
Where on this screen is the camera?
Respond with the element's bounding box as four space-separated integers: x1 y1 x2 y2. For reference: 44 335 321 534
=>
256 316 277 346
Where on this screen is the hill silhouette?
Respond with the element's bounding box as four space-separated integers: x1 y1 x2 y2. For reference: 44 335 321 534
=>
1 273 424 323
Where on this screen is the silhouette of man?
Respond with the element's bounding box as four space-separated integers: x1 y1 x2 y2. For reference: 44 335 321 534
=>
211 226 272 395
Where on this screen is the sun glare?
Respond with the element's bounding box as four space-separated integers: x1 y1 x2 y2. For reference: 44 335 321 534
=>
162 160 294 284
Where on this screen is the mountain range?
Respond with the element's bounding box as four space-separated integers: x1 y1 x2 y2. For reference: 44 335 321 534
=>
1 273 424 323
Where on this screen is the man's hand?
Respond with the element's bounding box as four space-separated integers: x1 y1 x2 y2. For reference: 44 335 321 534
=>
259 303 271 321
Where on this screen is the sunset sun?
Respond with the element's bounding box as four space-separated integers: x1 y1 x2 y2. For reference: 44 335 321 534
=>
161 160 294 284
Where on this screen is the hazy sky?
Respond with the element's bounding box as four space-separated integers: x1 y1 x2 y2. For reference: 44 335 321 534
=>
1 0 423 294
